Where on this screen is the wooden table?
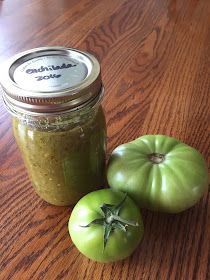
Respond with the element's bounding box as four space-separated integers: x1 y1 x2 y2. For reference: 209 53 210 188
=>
0 0 209 279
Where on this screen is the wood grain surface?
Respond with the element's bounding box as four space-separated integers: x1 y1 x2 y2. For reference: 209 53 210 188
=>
0 0 210 279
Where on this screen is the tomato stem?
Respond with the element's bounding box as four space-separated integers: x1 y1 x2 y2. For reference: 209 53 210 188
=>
106 215 138 227
148 153 165 164
80 193 139 251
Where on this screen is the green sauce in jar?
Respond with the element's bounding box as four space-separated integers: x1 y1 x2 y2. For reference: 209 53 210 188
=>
13 105 106 206
0 47 107 206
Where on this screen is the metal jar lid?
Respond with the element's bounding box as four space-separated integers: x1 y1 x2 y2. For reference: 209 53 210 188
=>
0 46 103 115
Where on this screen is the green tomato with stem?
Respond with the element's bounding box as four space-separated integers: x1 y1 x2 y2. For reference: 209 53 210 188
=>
107 135 208 213
68 189 144 263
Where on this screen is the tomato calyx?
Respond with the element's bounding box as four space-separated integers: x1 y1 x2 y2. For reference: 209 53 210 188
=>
148 153 165 164
80 194 139 250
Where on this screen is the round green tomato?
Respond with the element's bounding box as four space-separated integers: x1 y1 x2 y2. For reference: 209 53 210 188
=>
68 189 144 263
107 135 208 213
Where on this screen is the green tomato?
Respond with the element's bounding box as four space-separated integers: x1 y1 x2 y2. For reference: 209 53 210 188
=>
107 135 208 213
68 189 144 263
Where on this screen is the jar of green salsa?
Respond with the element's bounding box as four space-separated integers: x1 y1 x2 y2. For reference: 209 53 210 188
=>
0 47 106 206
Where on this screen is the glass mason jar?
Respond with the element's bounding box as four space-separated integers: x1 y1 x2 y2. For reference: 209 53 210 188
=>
0 47 106 206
